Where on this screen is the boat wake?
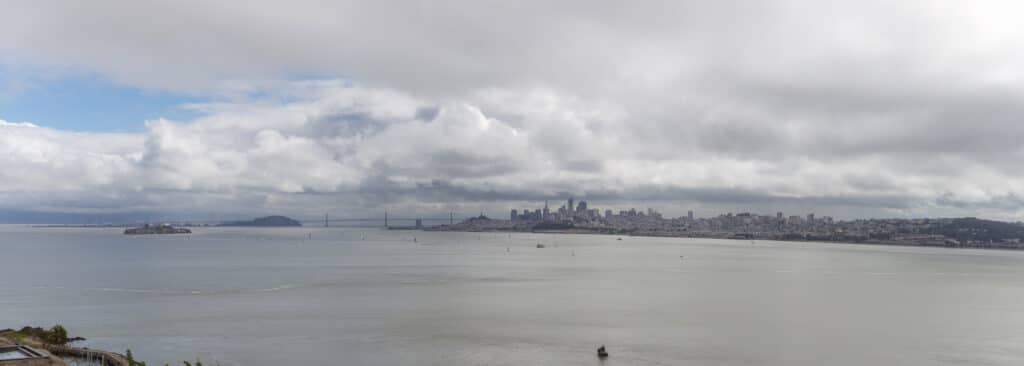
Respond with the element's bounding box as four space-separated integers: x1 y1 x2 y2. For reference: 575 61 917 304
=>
78 284 299 295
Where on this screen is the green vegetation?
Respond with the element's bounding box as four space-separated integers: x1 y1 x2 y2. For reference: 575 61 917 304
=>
3 325 215 366
7 324 83 345
4 331 26 341
51 325 67 341
126 349 147 366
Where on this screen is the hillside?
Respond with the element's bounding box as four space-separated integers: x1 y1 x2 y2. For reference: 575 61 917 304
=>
218 215 302 227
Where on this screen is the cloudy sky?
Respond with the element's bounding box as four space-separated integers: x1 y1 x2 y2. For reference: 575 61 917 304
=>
3 0 1024 222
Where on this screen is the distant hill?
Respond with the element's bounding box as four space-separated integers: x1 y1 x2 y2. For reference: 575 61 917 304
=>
218 215 302 227
927 217 1024 242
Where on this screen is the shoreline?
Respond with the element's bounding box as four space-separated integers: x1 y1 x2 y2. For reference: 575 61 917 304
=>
428 227 1024 252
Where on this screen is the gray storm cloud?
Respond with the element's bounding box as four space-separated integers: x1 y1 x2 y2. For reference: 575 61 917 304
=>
2 1 1024 220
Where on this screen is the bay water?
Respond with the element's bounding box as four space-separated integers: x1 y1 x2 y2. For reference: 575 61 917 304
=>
2 226 1024 365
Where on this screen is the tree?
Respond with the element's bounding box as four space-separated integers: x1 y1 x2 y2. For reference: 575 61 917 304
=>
126 349 147 366
42 324 69 344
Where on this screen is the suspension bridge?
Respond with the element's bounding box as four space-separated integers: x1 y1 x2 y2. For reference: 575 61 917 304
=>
157 212 477 228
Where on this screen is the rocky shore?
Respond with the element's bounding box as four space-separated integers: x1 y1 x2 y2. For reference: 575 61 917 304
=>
0 326 129 366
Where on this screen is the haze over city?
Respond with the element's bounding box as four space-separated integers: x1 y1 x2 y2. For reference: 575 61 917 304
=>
4 1 1024 222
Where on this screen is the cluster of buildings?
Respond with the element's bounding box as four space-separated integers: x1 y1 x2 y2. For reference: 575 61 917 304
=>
432 197 1024 249
510 197 661 223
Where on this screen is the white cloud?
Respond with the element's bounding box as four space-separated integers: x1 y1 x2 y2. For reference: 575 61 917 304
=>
1 79 1023 220
3 1 1024 219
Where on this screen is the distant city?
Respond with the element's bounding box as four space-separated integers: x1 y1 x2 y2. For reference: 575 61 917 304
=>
428 197 1024 250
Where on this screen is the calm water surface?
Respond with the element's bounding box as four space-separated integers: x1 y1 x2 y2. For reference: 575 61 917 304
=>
2 225 1024 365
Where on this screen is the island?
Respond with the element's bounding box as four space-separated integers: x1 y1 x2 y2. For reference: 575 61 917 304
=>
124 224 191 235
218 215 302 227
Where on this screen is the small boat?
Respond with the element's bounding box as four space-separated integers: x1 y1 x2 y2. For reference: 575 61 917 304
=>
597 345 608 358
536 244 546 248
616 238 622 241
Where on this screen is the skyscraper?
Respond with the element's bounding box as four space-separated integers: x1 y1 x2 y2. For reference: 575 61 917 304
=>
511 209 518 221
688 210 694 221
542 200 550 220
567 197 574 214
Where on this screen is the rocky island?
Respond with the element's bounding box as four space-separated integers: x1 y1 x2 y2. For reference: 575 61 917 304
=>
218 215 302 227
124 224 191 235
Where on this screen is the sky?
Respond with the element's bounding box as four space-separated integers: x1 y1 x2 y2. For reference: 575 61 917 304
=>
3 0 1024 222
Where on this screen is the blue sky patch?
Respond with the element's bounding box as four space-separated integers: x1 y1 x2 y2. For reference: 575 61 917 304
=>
0 71 203 132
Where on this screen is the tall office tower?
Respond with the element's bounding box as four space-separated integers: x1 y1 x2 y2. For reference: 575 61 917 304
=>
543 200 550 220
577 200 587 213
511 209 518 221
688 210 694 221
568 197 574 214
